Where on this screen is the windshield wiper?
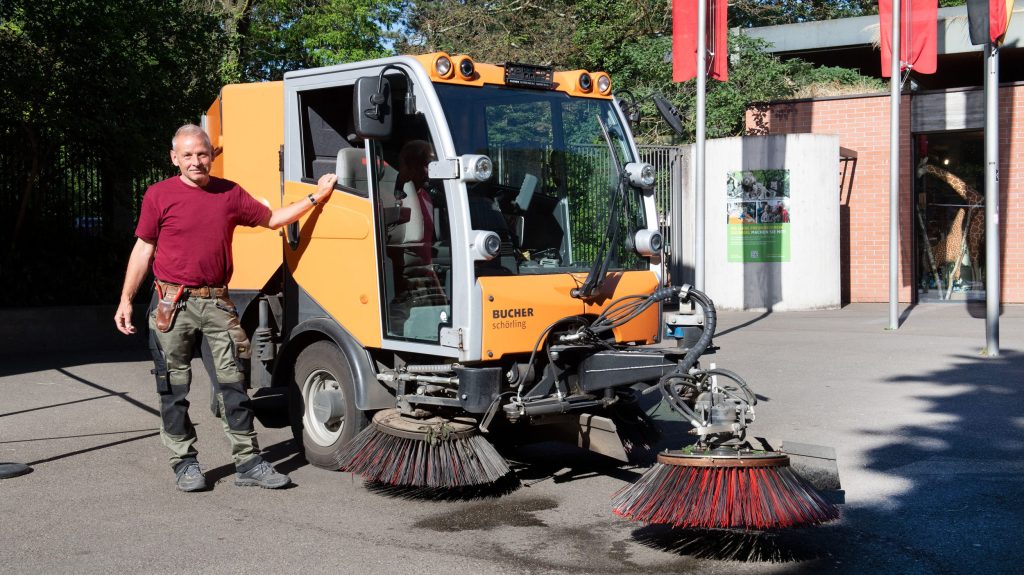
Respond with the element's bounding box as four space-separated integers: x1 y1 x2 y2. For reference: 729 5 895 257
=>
572 115 629 299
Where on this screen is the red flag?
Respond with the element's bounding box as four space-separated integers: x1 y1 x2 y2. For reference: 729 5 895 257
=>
879 0 938 77
967 0 1015 45
672 0 728 83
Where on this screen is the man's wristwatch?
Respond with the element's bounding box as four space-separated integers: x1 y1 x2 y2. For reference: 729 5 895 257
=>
307 194 317 206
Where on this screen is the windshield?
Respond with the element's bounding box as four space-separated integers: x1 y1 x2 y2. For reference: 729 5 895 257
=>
435 84 648 276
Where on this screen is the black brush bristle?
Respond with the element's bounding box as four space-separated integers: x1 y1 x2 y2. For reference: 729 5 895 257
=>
338 424 512 488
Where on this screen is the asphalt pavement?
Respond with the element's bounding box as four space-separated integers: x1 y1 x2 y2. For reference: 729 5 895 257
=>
1 303 1022 575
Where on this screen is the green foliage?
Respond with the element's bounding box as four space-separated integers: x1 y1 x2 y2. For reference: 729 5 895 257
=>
730 0 878 27
399 1 886 144
237 0 403 82
1 0 224 306
614 33 797 143
1 0 224 166
398 0 578 64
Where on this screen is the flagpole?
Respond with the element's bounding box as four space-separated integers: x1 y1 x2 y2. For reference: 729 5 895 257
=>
694 0 707 291
887 2 901 330
984 41 1000 356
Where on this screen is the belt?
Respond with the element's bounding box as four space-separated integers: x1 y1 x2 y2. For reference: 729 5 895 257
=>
156 280 227 299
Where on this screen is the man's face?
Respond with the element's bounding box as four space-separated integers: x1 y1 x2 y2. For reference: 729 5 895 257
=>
171 134 213 187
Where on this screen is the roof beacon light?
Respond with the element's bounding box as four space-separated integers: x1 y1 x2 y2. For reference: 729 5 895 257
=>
578 72 593 92
435 55 454 78
596 74 611 95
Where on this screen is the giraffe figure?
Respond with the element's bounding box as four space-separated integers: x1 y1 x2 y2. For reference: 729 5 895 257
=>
917 162 985 294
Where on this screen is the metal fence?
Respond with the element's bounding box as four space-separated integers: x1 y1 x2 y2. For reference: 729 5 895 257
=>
639 145 688 282
1 125 168 306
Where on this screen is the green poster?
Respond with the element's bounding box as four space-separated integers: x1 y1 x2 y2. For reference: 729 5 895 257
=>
726 169 791 262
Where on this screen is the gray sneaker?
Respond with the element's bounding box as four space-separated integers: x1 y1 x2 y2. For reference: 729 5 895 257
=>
175 461 207 492
234 460 291 489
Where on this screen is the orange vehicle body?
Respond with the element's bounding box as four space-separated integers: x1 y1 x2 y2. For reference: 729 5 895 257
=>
205 54 660 362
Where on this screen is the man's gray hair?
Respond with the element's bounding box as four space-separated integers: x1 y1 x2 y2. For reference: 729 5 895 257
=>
172 124 212 151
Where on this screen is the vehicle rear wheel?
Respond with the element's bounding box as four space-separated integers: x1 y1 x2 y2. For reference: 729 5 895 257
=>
291 341 368 469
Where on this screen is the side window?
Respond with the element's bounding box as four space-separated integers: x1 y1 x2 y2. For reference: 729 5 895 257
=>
376 118 451 343
298 85 365 192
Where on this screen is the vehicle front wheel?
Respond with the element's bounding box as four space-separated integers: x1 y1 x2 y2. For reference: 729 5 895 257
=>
290 341 368 469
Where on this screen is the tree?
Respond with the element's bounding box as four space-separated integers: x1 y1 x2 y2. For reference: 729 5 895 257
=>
1 0 226 304
730 0 879 27
399 0 578 65
2 0 407 305
235 0 404 82
398 1 886 143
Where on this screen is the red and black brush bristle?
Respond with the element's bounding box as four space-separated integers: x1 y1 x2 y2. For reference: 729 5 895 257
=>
338 409 512 488
612 451 838 530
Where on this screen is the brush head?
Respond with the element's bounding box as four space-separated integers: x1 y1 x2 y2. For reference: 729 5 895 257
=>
337 409 512 488
612 449 839 530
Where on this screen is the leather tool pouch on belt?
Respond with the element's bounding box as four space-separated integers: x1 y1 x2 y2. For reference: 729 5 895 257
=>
154 282 186 332
216 294 252 360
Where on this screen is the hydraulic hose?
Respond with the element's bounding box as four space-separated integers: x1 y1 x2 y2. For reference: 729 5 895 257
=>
648 284 717 427
677 285 716 375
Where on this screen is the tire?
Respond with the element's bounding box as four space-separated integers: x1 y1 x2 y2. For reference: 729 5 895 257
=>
290 341 368 469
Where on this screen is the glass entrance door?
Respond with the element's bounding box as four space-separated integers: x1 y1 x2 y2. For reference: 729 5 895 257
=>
914 132 985 302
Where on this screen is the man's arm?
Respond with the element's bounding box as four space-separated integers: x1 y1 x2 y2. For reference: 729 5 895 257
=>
115 237 156 335
263 173 338 230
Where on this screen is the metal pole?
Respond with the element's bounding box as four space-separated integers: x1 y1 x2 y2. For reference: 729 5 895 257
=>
984 42 1000 356
694 0 707 291
671 148 685 283
888 1 901 330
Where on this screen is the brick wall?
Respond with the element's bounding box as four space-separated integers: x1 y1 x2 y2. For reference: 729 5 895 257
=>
1004 85 1024 304
746 86 1024 304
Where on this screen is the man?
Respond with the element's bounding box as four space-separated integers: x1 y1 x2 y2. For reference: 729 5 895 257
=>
114 124 337 492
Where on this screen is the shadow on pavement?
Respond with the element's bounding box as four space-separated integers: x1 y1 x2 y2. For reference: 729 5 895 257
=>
714 310 773 338
25 430 161 466
0 349 151 379
838 349 1024 573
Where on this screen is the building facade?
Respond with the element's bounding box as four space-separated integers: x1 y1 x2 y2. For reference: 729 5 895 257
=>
742 6 1024 304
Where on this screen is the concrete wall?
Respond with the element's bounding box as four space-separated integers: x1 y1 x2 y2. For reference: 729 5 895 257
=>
746 84 1024 304
674 134 842 310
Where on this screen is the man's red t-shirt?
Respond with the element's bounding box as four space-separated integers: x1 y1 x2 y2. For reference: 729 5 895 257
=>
135 176 271 286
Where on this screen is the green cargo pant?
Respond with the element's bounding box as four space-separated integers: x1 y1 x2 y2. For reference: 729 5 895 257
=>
148 288 261 470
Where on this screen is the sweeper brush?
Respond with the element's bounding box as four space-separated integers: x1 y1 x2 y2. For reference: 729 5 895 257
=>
611 285 839 530
612 451 839 529
338 409 511 488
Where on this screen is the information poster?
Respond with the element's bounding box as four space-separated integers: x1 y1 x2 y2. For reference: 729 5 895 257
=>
726 169 791 262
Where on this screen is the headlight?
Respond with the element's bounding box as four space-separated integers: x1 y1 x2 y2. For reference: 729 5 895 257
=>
435 55 453 78
633 230 663 256
578 72 593 92
596 74 611 94
460 154 493 182
469 230 501 261
625 162 656 189
459 57 476 78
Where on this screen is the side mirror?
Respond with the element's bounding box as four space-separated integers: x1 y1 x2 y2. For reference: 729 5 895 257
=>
652 94 684 136
354 76 392 140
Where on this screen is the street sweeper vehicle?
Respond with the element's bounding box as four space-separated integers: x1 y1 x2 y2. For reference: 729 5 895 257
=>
205 53 838 529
